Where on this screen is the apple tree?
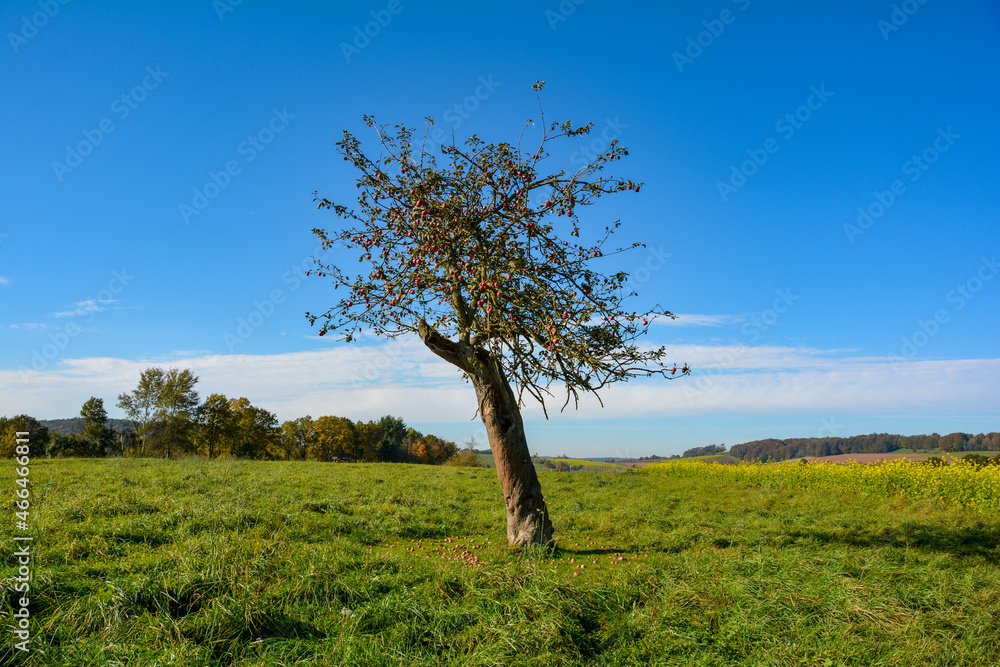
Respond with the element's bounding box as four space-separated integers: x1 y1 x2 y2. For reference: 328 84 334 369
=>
307 83 689 546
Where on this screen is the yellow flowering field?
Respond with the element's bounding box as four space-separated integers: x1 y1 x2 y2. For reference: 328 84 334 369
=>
644 457 1000 512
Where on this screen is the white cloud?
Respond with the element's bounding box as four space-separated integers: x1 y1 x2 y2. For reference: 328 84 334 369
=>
1 341 997 424
654 313 742 327
0 276 10 286
53 299 116 318
600 353 1000 416
1 338 473 421
8 323 58 330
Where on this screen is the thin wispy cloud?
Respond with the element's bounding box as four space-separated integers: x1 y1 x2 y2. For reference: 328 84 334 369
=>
654 313 743 327
0 276 10 286
53 299 116 318
7 323 58 330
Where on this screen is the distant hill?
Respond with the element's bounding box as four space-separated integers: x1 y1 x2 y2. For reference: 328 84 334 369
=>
729 432 999 463
40 418 134 436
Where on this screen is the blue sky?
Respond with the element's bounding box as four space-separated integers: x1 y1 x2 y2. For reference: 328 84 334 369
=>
2 0 998 457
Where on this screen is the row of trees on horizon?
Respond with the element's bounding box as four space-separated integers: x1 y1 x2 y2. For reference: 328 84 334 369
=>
0 367 464 465
729 432 1000 462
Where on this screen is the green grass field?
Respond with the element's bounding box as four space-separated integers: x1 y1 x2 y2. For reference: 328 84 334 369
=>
538 457 628 471
476 453 627 472
3 458 998 665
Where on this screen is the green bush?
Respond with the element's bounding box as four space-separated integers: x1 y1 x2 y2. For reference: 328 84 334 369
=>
445 450 486 468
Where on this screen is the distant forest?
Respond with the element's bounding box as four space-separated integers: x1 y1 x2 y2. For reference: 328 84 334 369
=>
21 420 1000 466
42 417 132 436
729 432 1000 462
1 367 470 465
682 444 728 458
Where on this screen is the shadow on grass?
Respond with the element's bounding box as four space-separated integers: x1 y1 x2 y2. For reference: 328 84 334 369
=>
551 546 666 558
202 613 327 666
781 523 1000 563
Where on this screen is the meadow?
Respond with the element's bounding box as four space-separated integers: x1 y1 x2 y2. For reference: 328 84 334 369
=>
476 453 627 472
2 458 998 666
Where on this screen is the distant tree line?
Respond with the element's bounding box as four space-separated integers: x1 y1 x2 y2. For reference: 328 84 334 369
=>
730 432 1000 462
537 458 583 471
0 366 471 466
41 417 132 437
682 444 727 458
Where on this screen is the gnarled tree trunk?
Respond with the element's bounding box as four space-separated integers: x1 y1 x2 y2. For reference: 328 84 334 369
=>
419 321 554 546
471 356 554 546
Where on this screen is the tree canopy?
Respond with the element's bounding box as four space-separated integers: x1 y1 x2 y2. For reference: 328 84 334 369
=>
0 414 50 458
80 396 115 457
308 82 689 415
117 367 200 457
